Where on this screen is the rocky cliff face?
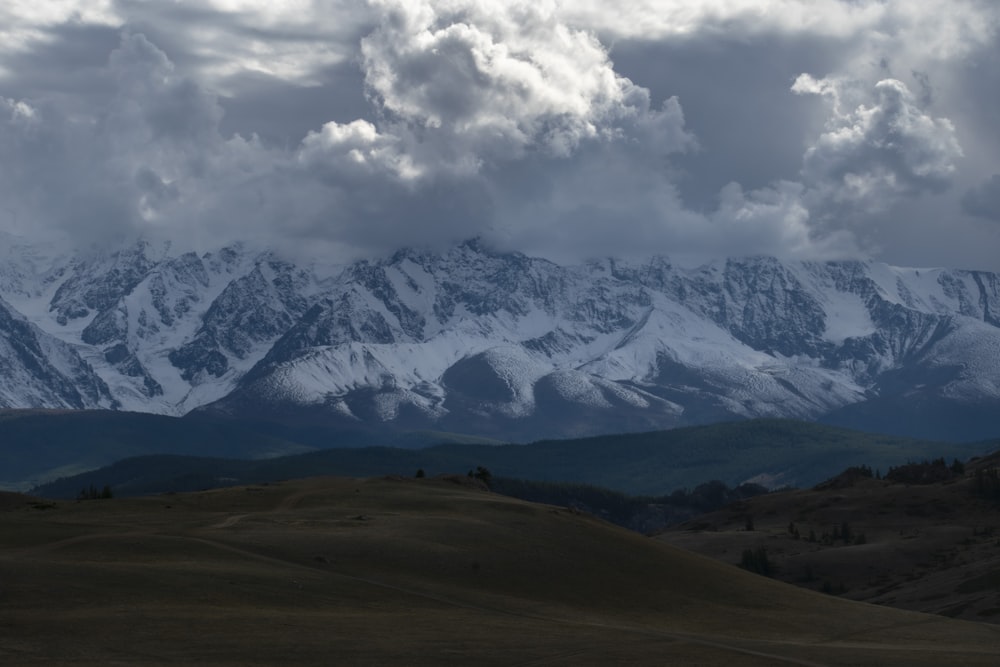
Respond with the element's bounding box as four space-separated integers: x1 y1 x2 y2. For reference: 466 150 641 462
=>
0 296 116 409
1 237 998 440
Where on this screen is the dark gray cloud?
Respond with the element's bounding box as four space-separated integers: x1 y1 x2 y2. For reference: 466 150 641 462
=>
962 175 1000 222
217 66 371 147
607 34 846 211
0 1 998 269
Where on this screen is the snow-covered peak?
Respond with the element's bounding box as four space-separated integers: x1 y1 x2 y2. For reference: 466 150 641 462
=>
1 239 999 440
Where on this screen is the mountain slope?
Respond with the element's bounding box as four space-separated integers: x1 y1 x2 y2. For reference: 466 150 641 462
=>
0 297 115 411
29 418 995 498
1 237 999 440
0 410 315 490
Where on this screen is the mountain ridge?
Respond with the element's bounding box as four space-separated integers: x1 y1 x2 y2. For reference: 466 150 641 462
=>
1 237 999 440
24 417 995 498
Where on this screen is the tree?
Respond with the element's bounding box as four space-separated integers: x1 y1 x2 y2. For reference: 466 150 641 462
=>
469 466 493 487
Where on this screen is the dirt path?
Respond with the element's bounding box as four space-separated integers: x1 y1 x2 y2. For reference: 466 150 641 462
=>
208 487 317 529
208 513 248 529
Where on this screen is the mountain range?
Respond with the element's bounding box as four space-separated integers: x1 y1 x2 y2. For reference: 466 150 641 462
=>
2 234 999 441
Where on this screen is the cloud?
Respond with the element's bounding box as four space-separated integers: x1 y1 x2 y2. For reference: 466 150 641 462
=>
354 0 694 174
288 0 700 255
709 181 857 258
794 76 963 217
0 1 366 88
0 91 122 240
0 1 998 270
107 33 225 149
563 0 888 40
0 2 118 68
0 33 281 246
564 0 997 61
299 119 419 181
962 175 1000 222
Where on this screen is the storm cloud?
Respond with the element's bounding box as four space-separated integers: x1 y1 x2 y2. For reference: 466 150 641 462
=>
0 1 998 269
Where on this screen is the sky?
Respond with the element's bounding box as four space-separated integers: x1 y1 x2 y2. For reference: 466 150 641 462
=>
1 1 999 270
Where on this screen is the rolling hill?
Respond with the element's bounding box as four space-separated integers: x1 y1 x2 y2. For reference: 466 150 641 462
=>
658 452 1000 624
3 475 999 664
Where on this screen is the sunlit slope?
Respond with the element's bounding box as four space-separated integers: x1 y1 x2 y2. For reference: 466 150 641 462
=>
2 477 998 665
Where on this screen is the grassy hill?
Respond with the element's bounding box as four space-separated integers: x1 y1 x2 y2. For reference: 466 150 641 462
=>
31 418 997 498
3 475 999 664
658 451 1000 624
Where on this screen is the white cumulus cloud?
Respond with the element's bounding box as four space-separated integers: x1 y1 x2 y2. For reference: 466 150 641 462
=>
353 0 693 174
795 76 963 216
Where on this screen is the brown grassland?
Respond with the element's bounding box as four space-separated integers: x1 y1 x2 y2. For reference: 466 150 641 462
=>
2 475 999 665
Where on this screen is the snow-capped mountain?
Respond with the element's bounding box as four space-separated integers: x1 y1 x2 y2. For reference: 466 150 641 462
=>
1 236 999 441
0 295 116 410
